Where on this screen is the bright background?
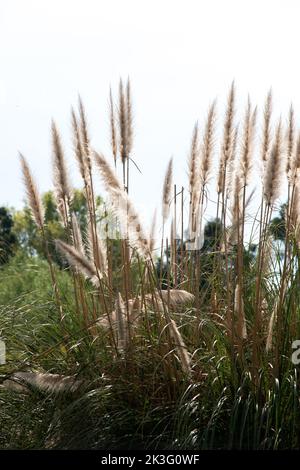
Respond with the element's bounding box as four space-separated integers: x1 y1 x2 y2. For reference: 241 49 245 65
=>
0 0 299 233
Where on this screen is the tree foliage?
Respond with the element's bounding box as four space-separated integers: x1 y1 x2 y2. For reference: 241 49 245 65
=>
0 207 17 265
13 189 103 266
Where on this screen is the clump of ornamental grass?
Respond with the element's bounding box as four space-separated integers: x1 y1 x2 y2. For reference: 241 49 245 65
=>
2 80 300 449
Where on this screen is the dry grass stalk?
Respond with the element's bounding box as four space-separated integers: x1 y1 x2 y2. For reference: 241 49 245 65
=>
19 153 44 230
170 217 175 280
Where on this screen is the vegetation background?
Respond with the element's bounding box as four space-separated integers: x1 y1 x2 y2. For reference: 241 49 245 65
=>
1 79 300 449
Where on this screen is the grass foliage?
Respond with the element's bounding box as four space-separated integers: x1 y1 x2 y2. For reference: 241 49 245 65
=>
1 82 300 449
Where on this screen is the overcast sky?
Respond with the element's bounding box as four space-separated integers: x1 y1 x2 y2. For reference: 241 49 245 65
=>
0 0 300 233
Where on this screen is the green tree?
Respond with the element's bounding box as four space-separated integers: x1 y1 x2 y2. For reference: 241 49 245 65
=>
13 189 104 266
0 207 17 264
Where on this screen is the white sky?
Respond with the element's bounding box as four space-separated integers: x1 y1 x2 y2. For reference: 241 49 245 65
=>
0 0 300 234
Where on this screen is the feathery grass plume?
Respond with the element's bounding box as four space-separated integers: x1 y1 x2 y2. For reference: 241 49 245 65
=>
229 181 256 247
126 78 133 155
157 289 195 308
266 311 275 352
261 89 273 169
112 189 151 258
290 179 300 229
234 283 247 339
71 107 88 185
71 213 85 256
78 95 92 172
144 293 164 313
97 233 108 275
168 319 191 375
200 100 216 186
286 104 295 179
217 81 235 194
149 208 157 253
98 297 142 331
118 79 128 162
94 151 122 192
86 216 95 260
263 120 283 206
3 371 83 394
239 99 257 186
51 120 71 224
261 235 274 277
19 153 44 230
105 290 194 317
290 130 300 185
86 217 108 275
188 123 200 234
162 157 173 223
228 102 255 242
266 278 288 352
226 126 239 197
55 239 101 286
115 292 128 350
135 289 194 314
188 122 200 197
228 172 242 245
109 87 118 166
